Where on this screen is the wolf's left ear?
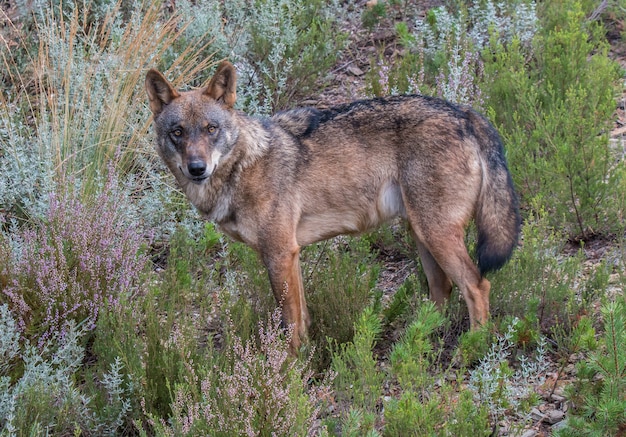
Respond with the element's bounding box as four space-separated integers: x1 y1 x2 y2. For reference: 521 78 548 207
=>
145 69 180 116
206 61 237 109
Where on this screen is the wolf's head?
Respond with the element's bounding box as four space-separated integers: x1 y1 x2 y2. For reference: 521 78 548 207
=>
145 61 239 185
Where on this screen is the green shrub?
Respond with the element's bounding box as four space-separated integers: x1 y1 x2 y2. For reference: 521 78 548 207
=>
467 319 550 430
331 306 384 413
456 327 494 367
383 391 442 437
362 1 387 29
0 307 131 436
488 210 597 332
331 407 380 437
382 274 422 326
383 302 492 436
305 239 380 367
555 300 626 435
484 0 623 238
387 302 445 390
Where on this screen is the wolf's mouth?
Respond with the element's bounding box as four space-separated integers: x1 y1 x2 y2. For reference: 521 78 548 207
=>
190 176 208 184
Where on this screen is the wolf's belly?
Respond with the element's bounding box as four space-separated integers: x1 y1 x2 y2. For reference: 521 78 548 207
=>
296 180 405 246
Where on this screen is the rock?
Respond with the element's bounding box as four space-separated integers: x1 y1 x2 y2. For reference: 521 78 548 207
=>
550 394 566 404
546 409 565 424
530 407 545 422
346 65 365 76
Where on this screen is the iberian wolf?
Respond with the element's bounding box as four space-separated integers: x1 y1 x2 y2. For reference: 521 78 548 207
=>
145 61 521 352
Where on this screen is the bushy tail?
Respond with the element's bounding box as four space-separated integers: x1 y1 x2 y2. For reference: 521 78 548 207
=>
473 113 521 276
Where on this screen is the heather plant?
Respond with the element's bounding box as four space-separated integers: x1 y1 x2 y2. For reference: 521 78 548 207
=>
1 170 149 346
91 225 336 434
85 225 225 429
139 226 224 418
146 309 332 437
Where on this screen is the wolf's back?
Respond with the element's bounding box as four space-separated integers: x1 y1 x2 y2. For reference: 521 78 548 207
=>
472 112 521 276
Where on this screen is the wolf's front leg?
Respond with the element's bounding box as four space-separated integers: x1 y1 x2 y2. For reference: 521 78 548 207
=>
263 245 310 354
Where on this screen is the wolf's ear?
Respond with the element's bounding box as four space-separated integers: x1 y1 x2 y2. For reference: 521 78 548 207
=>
206 61 237 109
145 69 180 116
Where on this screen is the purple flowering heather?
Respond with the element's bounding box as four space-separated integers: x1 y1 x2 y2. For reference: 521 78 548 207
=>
2 171 149 346
157 308 333 436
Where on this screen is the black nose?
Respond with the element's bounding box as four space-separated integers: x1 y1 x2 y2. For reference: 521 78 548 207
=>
187 160 207 177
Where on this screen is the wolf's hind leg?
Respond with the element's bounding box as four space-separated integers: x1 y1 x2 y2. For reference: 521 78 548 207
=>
429 235 490 329
413 238 453 308
409 222 490 329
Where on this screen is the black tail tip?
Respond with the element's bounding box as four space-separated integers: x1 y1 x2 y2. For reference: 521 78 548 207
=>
478 251 514 276
476 231 520 276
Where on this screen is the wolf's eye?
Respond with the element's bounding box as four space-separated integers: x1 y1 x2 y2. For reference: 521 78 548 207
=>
207 125 217 134
171 128 183 138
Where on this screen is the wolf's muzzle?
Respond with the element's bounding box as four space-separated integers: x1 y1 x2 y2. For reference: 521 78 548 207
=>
188 160 207 176
187 160 208 182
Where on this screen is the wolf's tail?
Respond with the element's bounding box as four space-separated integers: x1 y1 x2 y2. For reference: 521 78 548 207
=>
472 112 521 276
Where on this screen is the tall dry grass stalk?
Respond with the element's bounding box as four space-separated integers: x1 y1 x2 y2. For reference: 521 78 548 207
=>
5 0 217 201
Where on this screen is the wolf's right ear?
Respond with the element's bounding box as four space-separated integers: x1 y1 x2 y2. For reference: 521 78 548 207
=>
206 61 237 109
145 69 180 116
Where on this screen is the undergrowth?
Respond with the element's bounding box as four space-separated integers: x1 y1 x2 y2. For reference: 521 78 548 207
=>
0 0 625 435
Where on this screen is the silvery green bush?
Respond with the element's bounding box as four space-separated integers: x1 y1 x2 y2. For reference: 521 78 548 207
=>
0 307 131 435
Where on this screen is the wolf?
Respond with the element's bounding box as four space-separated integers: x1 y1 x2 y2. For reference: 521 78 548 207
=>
145 61 521 353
